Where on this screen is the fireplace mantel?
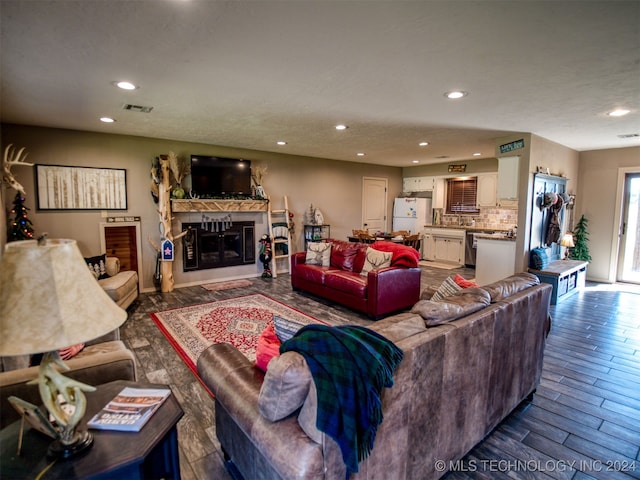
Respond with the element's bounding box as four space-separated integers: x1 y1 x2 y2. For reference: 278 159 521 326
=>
171 199 268 213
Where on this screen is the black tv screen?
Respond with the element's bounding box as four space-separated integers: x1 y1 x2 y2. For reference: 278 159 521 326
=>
190 155 252 197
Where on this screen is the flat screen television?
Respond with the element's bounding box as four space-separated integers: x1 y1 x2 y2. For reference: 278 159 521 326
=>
190 155 252 197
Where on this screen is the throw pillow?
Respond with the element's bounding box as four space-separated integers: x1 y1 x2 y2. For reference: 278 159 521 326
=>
453 274 479 289
274 315 309 343
430 276 462 302
529 247 549 270
85 253 109 280
305 242 332 266
360 247 393 276
255 323 282 372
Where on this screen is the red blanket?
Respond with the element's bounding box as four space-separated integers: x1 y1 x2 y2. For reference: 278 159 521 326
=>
371 241 419 268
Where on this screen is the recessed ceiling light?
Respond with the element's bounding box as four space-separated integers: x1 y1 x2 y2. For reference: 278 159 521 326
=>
444 91 467 99
276 141 287 145
472 152 481 156
412 160 420 164
608 108 630 117
356 152 365 156
335 124 348 130
115 81 137 90
100 117 116 123
419 142 429 147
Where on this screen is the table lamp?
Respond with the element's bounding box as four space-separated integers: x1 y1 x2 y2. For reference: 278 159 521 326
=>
560 233 575 259
0 238 127 459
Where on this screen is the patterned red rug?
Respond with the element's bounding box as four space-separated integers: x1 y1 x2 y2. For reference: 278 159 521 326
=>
150 294 320 379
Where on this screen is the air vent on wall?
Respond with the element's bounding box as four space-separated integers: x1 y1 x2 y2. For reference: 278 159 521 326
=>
618 133 639 138
122 104 153 113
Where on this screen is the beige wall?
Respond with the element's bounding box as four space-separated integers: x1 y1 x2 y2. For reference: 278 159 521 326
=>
577 146 640 282
1 124 402 291
402 157 498 177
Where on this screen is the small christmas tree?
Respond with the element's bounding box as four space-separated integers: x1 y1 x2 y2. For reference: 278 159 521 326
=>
569 214 591 262
8 192 35 242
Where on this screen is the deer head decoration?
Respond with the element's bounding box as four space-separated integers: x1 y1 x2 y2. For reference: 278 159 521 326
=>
2 144 33 194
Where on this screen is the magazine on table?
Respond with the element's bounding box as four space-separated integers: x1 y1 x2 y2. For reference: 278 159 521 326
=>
87 387 171 432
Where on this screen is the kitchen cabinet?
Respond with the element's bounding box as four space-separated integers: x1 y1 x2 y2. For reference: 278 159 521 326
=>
475 237 516 285
403 176 434 192
424 228 464 265
497 156 519 200
432 178 446 209
476 174 497 207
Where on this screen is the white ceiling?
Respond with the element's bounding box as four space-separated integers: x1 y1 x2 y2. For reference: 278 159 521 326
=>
1 1 639 167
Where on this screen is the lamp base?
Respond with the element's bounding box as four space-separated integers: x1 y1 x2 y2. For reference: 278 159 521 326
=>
47 430 94 459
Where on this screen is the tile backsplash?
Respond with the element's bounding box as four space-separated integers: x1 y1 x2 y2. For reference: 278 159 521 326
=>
437 207 518 230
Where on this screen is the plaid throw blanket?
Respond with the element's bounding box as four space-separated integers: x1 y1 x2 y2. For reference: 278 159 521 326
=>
280 324 403 475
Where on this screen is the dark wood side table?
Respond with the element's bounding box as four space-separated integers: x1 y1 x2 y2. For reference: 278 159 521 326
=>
0 380 183 480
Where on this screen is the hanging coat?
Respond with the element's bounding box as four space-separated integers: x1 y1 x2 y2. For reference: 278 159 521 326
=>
545 195 564 245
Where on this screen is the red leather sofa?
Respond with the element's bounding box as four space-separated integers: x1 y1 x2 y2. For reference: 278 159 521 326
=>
291 239 421 319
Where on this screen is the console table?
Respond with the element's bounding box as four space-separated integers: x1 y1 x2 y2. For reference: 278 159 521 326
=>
0 380 183 480
528 259 588 304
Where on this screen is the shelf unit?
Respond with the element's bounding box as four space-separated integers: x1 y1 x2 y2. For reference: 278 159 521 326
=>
267 196 293 278
304 224 330 249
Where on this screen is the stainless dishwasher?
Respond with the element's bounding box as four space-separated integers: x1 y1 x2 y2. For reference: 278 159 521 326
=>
465 231 476 267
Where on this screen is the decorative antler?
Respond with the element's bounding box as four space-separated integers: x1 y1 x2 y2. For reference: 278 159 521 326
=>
2 144 34 194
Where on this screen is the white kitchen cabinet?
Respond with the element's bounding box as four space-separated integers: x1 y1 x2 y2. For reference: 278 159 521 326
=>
475 237 516 285
497 156 519 200
432 177 446 209
476 173 497 207
403 176 434 192
424 228 465 265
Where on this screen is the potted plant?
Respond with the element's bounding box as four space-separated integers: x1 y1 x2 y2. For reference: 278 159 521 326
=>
569 214 592 262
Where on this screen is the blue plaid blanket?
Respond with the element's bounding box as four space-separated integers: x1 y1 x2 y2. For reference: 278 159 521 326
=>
280 324 403 475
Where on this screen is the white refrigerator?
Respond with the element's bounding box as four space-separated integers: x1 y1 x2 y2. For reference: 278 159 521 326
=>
392 197 432 233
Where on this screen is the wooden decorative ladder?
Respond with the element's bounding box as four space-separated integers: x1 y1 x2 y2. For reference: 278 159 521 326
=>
267 196 293 278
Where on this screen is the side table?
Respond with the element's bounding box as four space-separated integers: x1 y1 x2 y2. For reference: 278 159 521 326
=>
1 380 184 480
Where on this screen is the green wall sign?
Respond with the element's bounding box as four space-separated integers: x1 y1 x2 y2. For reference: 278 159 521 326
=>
499 138 525 154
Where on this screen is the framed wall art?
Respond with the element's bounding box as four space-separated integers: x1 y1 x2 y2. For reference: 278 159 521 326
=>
35 165 127 210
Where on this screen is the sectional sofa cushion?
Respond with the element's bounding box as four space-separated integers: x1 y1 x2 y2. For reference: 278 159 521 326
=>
412 288 491 326
330 241 361 272
483 272 540 302
258 351 312 422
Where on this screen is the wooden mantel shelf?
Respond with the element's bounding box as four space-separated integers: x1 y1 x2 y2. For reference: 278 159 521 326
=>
171 199 269 213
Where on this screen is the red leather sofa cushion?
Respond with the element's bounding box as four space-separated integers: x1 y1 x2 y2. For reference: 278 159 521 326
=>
330 241 361 271
324 270 368 297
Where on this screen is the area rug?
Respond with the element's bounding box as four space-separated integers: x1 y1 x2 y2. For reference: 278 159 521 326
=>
419 260 460 270
201 279 253 292
150 294 321 378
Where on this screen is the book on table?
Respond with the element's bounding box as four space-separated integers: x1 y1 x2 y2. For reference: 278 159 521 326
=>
87 387 172 432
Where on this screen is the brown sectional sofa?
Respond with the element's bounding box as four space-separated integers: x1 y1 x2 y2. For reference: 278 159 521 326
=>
197 273 552 480
291 239 421 319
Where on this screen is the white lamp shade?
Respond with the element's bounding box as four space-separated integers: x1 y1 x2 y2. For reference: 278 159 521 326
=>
560 233 575 248
0 239 127 356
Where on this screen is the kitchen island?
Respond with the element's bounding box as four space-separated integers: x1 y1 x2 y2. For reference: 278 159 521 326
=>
475 233 516 285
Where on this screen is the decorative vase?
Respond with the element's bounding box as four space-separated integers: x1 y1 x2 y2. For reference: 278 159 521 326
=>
172 185 186 199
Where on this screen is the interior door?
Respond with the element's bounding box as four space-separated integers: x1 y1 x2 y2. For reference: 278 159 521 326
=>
617 173 640 284
362 177 388 233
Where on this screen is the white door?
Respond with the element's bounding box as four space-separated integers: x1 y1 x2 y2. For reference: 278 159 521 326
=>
617 173 640 284
362 177 388 233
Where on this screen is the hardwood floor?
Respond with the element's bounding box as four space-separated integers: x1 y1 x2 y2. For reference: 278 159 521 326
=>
121 268 640 480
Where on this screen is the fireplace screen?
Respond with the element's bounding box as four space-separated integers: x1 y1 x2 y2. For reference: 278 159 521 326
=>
182 221 255 271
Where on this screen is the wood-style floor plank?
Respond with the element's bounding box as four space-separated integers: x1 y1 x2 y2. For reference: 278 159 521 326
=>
121 269 640 479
